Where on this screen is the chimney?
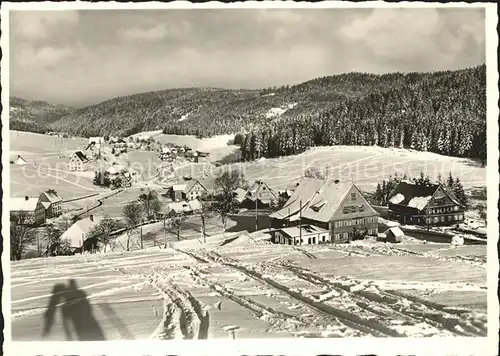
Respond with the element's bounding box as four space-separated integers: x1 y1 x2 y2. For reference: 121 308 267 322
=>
89 214 94 222
25 196 29 201
18 155 21 158
334 179 340 184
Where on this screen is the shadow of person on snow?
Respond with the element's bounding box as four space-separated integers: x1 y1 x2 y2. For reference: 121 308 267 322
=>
42 279 105 341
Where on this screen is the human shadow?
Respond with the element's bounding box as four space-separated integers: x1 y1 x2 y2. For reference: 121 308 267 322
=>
42 279 106 341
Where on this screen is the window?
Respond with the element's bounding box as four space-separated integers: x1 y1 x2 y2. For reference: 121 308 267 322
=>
454 206 459 211
351 193 356 201
359 205 365 212
343 232 348 239
440 216 445 222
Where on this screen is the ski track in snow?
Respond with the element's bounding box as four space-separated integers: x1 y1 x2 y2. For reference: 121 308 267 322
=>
11 240 487 339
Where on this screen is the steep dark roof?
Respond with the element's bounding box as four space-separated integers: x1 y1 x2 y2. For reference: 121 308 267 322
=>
388 181 438 205
73 151 89 162
389 181 460 208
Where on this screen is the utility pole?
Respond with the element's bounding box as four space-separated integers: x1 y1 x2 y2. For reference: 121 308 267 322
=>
37 234 40 257
255 182 259 232
299 200 303 245
163 216 167 248
140 220 144 249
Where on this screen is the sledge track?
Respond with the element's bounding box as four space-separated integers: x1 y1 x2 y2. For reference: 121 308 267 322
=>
88 258 210 340
293 247 317 259
179 248 403 337
278 261 486 337
184 265 317 333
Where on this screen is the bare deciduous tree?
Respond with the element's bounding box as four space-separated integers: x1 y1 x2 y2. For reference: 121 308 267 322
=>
10 212 37 261
123 202 143 251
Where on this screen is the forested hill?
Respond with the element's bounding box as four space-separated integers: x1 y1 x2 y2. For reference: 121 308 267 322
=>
9 97 76 134
15 65 485 160
238 65 486 162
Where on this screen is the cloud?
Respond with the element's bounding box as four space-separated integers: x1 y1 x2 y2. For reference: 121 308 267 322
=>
11 11 79 40
337 8 485 70
338 9 441 61
120 24 170 42
17 45 79 68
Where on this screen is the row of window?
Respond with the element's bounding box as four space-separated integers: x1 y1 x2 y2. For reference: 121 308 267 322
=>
342 205 365 214
426 206 459 214
424 215 464 224
332 228 378 240
334 216 377 228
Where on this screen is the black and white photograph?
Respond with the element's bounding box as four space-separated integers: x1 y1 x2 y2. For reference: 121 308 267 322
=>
1 2 498 355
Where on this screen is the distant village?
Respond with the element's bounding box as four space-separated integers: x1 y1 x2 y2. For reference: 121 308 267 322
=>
10 131 481 261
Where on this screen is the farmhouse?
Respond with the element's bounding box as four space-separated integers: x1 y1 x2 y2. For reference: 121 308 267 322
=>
269 178 379 243
68 151 89 171
171 179 208 202
273 225 330 245
240 180 277 209
10 196 46 226
61 215 103 254
387 181 465 226
39 191 63 219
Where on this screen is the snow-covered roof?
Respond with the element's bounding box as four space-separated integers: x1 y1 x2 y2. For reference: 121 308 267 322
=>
61 216 104 248
407 196 432 210
384 226 404 237
106 164 126 174
10 197 39 212
168 200 202 214
280 225 329 239
41 191 63 203
389 193 405 204
172 184 187 191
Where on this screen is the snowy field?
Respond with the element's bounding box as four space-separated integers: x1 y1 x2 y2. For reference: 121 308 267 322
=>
11 236 487 341
174 146 486 192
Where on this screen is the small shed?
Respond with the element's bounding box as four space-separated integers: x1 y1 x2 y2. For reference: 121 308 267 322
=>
384 226 404 243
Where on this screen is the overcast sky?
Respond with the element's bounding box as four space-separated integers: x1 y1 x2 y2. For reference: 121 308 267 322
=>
9 8 485 107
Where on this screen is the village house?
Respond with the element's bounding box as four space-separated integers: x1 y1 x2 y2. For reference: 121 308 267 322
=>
270 178 379 244
61 215 104 254
170 179 208 202
38 190 63 219
387 181 465 226
10 196 46 226
106 164 132 187
68 151 89 171
239 180 277 209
